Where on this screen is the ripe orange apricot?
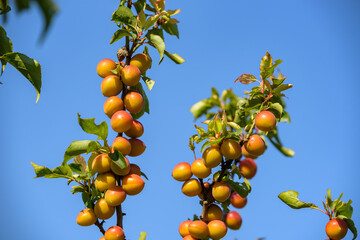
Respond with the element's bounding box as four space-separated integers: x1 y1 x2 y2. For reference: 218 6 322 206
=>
202 146 223 168
95 172 116 192
122 174 145 195
182 178 202 197
244 134 266 156
212 182 231 202
76 208 97 226
111 157 130 176
97 59 117 78
179 220 192 237
172 162 193 181
128 138 146 157
325 218 348 240
92 153 112 173
105 186 126 207
112 137 132 156
111 110 133 133
182 235 197 240
230 192 247 209
188 220 209 239
191 158 211 179
101 75 123 97
124 120 144 138
239 158 257 179
204 204 223 221
104 96 124 118
104 226 125 240
130 53 151 74
121 65 141 86
255 110 276 132
241 145 258 159
220 139 241 160
129 163 141 175
208 220 228 240
124 91 143 114
225 211 242 230
94 198 115 220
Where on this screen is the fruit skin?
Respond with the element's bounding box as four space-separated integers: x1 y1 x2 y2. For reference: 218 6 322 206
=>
182 178 202 197
244 134 266 156
241 145 258 159
225 211 242 230
198 182 210 200
92 154 112 173
208 220 228 240
105 186 126 207
128 138 146 157
111 110 133 133
202 146 223 168
101 75 123 97
94 198 115 220
104 96 124 118
111 157 130 176
182 236 197 240
129 163 141 175
212 182 231 202
255 110 276 132
95 172 116 192
124 120 144 138
188 220 209 239
179 220 192 237
97 59 117 78
325 218 348 240
100 237 105 240
230 192 247 209
112 137 132 156
191 158 211 179
172 162 193 182
120 65 141 86
130 53 151 73
124 91 143 114
239 158 257 179
105 226 125 240
76 208 97 226
204 204 223 221
220 139 241 160
122 174 145 195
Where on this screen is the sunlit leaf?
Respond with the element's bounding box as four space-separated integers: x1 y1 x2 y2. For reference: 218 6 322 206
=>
234 73 257 85
77 114 108 140
278 191 317 209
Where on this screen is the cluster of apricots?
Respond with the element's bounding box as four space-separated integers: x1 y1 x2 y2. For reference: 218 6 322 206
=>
172 110 277 239
76 54 152 240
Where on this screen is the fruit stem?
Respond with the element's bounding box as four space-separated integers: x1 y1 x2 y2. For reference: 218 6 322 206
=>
313 207 328 215
94 219 106 234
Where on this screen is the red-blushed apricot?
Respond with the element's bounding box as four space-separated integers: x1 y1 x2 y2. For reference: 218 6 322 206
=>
76 208 97 226
97 59 117 78
255 110 276 132
105 186 126 207
198 182 210 200
230 192 247 209
220 139 241 160
129 163 141 175
202 146 223 168
182 235 197 240
204 204 223 221
239 158 257 179
92 154 112 173
111 157 130 176
112 137 132 156
105 226 125 240
241 145 258 159
128 138 146 157
191 158 211 179
104 96 124 118
188 220 209 239
122 174 145 195
95 172 116 192
182 178 202 197
172 162 193 181
120 65 141 86
179 220 192 237
244 134 266 156
225 211 242 230
94 198 115 220
325 218 348 240
101 75 123 97
124 91 143 114
124 120 144 138
212 182 231 202
130 53 151 74
208 220 228 240
111 110 133 133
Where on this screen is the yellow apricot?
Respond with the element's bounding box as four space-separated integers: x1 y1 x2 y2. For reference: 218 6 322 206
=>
95 172 116 192
191 158 211 179
220 139 241 159
202 146 222 168
94 198 115 220
182 178 202 197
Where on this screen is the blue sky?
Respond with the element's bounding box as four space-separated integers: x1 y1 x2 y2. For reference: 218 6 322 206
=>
1 0 360 239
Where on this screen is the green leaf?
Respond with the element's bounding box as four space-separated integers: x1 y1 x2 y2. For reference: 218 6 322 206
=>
138 232 147 240
269 102 283 120
68 163 84 174
63 140 101 164
137 10 146 29
133 0 146 13
220 198 231 213
147 28 165 63
336 199 353 219
71 185 86 194
111 5 137 26
74 155 86 172
77 114 108 140
267 129 295 157
231 164 242 180
326 189 332 208
164 50 185 64
190 99 219 119
0 25 12 74
280 110 291 123
278 191 317 209
0 0 11 14
142 76 155 90
143 14 161 31
273 84 293 94
194 125 207 137
108 150 127 170
200 137 224 153
110 29 136 44
225 179 251 198
167 9 181 16
31 162 74 179
141 171 149 180
1 52 41 102
130 82 150 119
234 73 257 85
343 219 357 240
162 23 179 38
35 0 58 41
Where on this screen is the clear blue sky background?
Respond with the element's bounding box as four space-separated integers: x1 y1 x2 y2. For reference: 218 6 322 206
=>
1 0 359 239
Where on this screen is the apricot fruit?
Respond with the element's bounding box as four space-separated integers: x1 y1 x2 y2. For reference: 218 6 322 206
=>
124 120 144 138
76 208 97 226
130 53 151 74
239 158 257 179
92 153 112 173
182 178 202 197
111 157 130 176
104 96 124 118
255 110 276 132
241 145 258 159
101 75 123 97
94 198 115 220
179 220 192 237
230 192 247 208
182 236 197 240
120 65 141 86
172 162 193 181
97 59 117 78
122 174 145 195
212 182 231 202
100 237 105 240
128 138 146 157
104 226 125 240
124 91 143 114
112 137 132 156
202 146 223 168
208 220 227 240
220 139 241 160
105 186 126 207
111 110 133 133
198 182 210 200
95 172 116 192
325 218 348 240
188 220 209 239
129 163 141 175
204 204 223 221
225 211 242 230
191 158 211 179
244 134 266 156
